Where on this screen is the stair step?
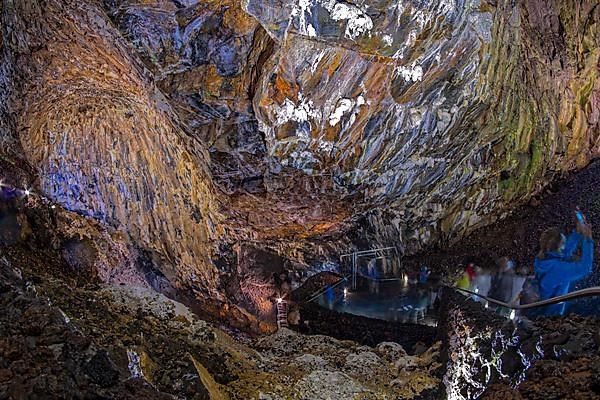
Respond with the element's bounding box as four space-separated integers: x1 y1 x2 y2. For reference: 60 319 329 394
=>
276 301 288 329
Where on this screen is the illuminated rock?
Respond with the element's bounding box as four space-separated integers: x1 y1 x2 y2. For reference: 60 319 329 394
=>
249 0 600 254
0 0 598 317
1 0 225 298
439 289 600 399
102 0 266 149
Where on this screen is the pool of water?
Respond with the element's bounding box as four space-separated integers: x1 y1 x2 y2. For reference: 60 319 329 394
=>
311 274 600 324
312 278 439 326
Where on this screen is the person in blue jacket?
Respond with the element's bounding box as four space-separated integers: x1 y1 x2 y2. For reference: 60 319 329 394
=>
534 213 593 316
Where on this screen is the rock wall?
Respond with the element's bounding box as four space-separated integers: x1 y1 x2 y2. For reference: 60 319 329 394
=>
0 0 225 298
439 289 600 399
248 0 600 254
98 0 600 260
103 0 266 151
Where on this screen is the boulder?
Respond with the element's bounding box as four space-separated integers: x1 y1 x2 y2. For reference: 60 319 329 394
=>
294 370 365 400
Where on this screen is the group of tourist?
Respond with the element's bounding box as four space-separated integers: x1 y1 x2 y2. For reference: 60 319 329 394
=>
456 210 594 316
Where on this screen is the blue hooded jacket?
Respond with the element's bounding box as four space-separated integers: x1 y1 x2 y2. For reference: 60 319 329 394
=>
533 230 593 315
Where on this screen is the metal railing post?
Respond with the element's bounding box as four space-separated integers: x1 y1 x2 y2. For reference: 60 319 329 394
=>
352 253 357 290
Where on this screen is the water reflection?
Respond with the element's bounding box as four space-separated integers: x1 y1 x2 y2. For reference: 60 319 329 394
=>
313 270 599 327
313 279 440 326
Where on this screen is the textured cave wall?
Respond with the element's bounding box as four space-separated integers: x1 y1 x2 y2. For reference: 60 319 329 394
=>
0 0 351 324
0 0 226 299
0 1 21 161
99 0 599 265
102 0 267 156
100 0 359 266
439 290 600 399
247 0 600 254
0 0 598 322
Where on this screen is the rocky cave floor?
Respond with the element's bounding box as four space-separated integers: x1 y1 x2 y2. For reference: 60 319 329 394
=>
1 161 600 399
1 241 599 400
0 244 445 400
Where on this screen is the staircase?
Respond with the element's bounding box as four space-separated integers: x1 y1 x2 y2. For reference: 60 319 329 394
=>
276 300 288 329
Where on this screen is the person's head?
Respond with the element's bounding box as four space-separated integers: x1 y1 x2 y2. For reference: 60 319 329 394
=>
496 256 514 272
516 264 530 276
288 307 300 326
465 263 476 279
538 227 564 258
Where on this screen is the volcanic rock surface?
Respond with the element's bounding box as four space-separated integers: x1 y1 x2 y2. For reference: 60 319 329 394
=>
0 245 445 399
247 0 600 254
0 0 599 320
440 290 600 400
1 0 225 302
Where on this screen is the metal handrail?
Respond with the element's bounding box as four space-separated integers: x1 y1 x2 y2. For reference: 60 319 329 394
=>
340 246 397 258
340 246 399 289
357 275 405 282
456 286 600 309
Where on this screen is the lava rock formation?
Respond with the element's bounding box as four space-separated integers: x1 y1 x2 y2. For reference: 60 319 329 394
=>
0 0 598 321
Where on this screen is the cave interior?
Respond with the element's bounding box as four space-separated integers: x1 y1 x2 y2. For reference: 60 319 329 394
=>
0 0 599 399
